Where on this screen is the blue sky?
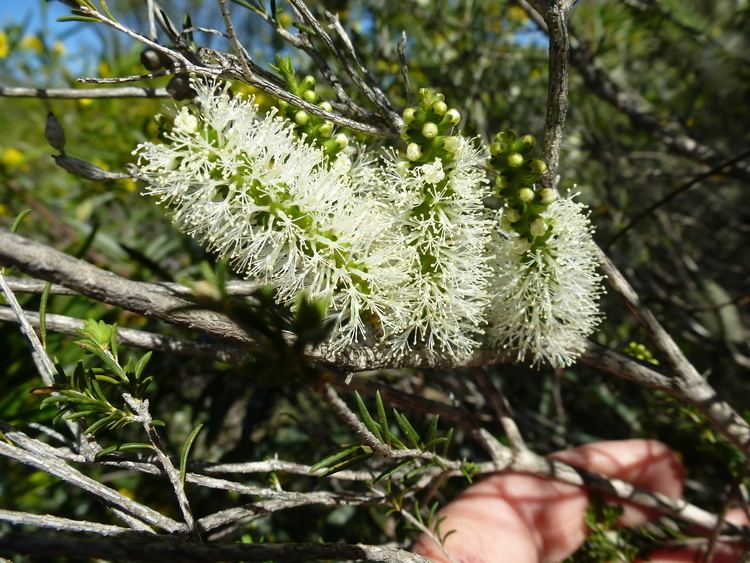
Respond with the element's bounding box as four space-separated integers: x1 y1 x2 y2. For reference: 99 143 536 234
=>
2 1 103 62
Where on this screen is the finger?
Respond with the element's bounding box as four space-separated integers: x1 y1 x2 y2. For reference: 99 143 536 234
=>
413 440 684 563
550 439 684 526
638 509 750 563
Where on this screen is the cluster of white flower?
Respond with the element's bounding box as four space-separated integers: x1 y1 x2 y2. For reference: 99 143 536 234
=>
489 196 603 367
133 80 603 367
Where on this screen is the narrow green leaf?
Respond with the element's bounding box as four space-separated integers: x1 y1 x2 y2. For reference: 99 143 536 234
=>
426 415 439 450
179 423 204 485
10 209 32 233
319 452 372 477
57 15 102 23
374 459 414 483
311 445 363 472
133 351 152 381
94 442 155 459
441 428 453 457
375 391 391 446
353 391 382 440
393 409 421 449
99 0 115 20
38 282 52 349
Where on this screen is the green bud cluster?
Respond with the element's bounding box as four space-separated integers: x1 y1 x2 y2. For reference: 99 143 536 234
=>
273 57 349 158
624 341 659 365
398 87 462 170
488 130 554 242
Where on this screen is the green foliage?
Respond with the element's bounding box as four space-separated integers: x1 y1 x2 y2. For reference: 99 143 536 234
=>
38 319 158 435
565 494 638 563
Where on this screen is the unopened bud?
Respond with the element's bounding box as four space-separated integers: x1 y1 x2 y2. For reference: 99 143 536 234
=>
443 136 460 153
540 188 557 204
505 208 521 223
402 107 416 123
319 121 334 137
446 108 460 125
295 110 309 125
507 153 524 168
519 187 535 202
334 133 349 148
513 134 535 152
302 89 318 103
319 101 333 113
406 142 422 161
530 218 548 237
301 75 316 89
432 100 448 115
494 175 508 190
489 142 502 155
529 159 548 175
422 122 439 139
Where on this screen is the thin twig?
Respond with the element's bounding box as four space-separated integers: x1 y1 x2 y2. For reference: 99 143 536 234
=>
122 394 199 537
0 86 170 99
472 368 527 451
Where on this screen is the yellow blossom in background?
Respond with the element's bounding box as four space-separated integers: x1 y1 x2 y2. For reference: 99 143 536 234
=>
0 31 8 58
78 98 94 108
98 61 111 77
53 41 65 56
121 178 137 192
20 34 43 53
507 6 529 24
1 147 24 169
0 204 9 217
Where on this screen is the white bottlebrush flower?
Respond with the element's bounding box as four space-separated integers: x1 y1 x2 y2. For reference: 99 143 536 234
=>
488 194 604 367
132 80 406 347
379 138 492 360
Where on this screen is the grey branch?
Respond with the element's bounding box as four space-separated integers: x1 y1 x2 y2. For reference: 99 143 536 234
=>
540 3 570 185
0 435 183 533
0 532 429 562
0 306 248 363
0 509 130 537
0 86 170 99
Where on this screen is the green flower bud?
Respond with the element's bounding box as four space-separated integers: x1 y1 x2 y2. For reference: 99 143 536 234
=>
489 142 502 155
301 75 316 90
319 101 333 113
432 100 448 115
406 142 422 161
434 92 445 102
540 188 557 204
294 110 309 125
334 133 349 148
530 218 548 237
518 187 535 202
507 153 524 168
446 108 461 125
302 89 318 103
443 136 460 153
319 121 334 137
513 134 535 152
495 175 508 190
422 122 439 139
529 159 548 175
402 107 416 123
506 208 521 223
278 99 288 111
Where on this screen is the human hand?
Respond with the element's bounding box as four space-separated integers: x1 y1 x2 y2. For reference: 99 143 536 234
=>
412 440 747 563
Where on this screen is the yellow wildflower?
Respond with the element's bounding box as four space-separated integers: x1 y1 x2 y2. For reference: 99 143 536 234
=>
20 35 43 53
1 147 24 169
53 40 66 56
0 31 8 58
507 6 529 24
